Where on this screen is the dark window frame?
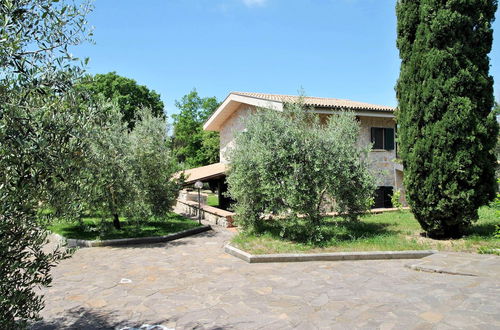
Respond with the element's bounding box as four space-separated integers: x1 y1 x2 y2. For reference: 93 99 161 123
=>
370 127 395 151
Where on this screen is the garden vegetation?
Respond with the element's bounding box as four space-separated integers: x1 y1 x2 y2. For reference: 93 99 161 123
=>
226 100 376 242
77 71 165 129
171 89 220 168
0 1 182 327
396 0 499 238
73 105 181 230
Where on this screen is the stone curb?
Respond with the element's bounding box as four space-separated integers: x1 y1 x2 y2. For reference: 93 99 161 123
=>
225 244 437 263
56 225 212 248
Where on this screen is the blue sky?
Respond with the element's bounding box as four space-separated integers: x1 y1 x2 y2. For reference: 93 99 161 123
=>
75 0 500 117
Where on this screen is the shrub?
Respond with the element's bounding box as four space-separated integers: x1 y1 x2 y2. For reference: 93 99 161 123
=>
391 190 403 209
226 100 376 242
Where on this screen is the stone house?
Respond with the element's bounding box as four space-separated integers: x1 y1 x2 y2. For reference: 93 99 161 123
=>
180 92 404 212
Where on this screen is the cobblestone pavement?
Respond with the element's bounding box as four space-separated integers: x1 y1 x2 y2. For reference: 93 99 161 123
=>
34 227 500 330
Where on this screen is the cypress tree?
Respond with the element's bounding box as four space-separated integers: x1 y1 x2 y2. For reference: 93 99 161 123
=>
396 0 499 238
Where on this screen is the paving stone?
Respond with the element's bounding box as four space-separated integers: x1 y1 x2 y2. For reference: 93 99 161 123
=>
419 311 444 323
310 293 328 307
254 286 273 295
86 298 107 309
33 226 500 329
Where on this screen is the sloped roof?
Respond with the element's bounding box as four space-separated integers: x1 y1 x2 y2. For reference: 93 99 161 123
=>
204 91 395 131
232 92 395 112
178 162 227 185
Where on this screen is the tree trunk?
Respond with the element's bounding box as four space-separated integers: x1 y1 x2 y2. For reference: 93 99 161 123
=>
113 213 121 230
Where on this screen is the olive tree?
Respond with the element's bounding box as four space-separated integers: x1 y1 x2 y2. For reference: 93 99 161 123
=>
226 101 376 242
0 0 93 327
129 108 181 217
82 102 142 229
83 106 182 229
0 91 105 328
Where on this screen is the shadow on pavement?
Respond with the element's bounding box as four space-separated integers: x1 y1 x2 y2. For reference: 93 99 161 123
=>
114 228 221 249
31 307 252 329
31 308 120 329
31 307 177 330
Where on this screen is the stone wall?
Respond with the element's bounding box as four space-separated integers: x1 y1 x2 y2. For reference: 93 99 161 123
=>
175 200 235 228
358 116 398 187
219 104 254 163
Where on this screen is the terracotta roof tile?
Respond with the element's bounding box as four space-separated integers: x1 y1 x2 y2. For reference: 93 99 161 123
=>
232 92 395 112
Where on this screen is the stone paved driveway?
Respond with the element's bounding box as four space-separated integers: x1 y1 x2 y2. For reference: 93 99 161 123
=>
34 227 500 329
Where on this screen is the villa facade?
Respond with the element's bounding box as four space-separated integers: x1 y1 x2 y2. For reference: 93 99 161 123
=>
181 92 404 212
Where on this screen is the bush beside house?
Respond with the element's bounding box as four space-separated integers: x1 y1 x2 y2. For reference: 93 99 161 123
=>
226 100 376 242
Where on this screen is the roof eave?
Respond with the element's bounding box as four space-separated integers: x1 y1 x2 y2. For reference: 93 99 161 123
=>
313 107 395 118
203 93 283 131
203 92 396 131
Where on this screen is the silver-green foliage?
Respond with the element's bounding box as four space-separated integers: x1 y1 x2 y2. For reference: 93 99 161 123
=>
83 102 144 227
129 108 181 217
0 91 100 328
0 0 93 87
391 189 403 210
82 106 181 228
1 0 93 327
226 101 376 242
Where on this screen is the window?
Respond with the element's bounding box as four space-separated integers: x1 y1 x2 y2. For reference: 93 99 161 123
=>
370 127 395 150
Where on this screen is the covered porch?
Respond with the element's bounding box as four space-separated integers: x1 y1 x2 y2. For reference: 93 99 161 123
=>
175 163 235 227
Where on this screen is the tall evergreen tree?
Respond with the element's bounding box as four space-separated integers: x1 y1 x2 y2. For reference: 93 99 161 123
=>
396 0 499 238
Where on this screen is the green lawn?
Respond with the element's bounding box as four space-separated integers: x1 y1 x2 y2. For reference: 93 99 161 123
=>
232 206 500 255
207 193 219 207
49 212 201 241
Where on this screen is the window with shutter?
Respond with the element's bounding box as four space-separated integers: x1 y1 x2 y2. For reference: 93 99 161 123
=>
370 127 395 151
384 128 394 150
371 127 384 149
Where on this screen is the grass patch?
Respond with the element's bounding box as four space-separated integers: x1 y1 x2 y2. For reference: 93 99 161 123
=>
49 212 200 241
207 193 219 207
232 206 500 255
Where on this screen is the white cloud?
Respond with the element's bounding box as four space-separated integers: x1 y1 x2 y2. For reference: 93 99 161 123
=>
242 0 267 7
